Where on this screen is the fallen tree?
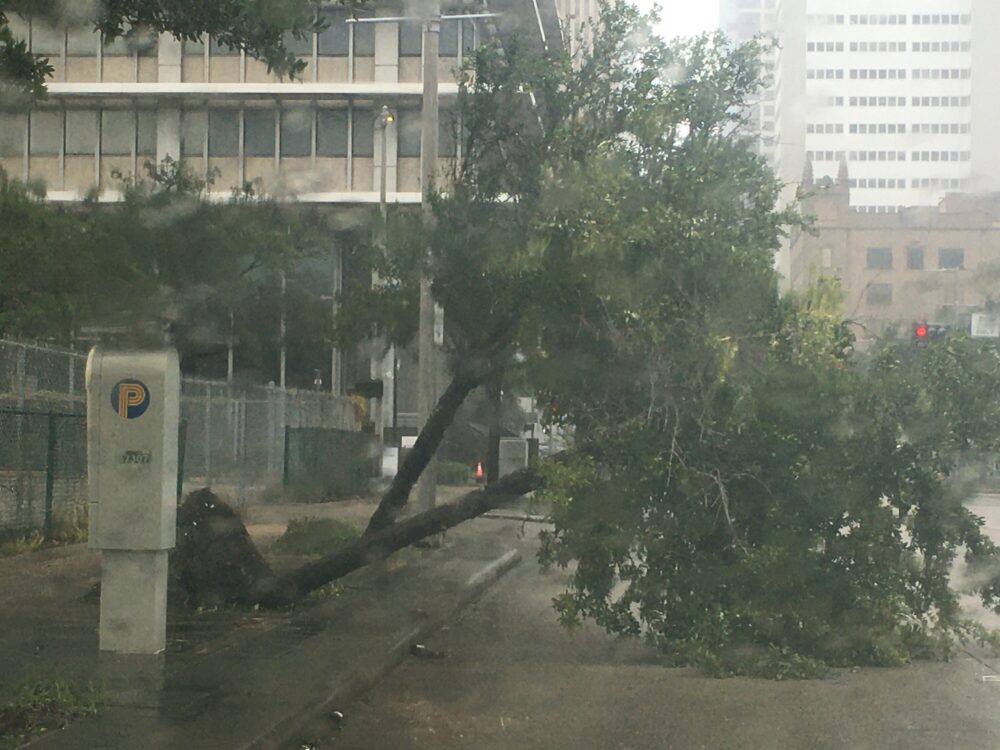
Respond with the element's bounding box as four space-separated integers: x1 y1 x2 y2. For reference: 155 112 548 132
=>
252 466 542 608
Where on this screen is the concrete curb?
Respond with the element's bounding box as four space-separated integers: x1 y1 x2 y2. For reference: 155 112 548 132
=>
244 546 522 750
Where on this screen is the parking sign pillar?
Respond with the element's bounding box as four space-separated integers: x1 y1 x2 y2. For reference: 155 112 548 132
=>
86 347 179 654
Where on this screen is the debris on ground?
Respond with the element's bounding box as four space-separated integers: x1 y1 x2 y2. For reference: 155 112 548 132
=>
170 488 271 608
410 643 447 659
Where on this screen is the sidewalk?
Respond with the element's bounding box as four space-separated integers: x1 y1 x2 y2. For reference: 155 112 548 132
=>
0 512 526 750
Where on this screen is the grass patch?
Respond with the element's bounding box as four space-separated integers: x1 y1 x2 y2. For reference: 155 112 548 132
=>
0 679 103 749
0 506 89 558
270 518 361 557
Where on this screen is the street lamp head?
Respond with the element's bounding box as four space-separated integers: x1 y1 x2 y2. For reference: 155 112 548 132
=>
377 105 395 127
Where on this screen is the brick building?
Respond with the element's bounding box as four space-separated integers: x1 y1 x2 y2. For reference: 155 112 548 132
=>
789 160 1000 343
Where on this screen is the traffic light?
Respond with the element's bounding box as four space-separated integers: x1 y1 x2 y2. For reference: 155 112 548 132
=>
912 322 949 345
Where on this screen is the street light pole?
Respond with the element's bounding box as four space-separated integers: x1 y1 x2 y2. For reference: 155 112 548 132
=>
416 2 441 514
374 106 395 445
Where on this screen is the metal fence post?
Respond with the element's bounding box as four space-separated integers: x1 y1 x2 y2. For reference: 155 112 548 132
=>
44 413 56 541
283 425 291 487
177 418 187 501
205 383 213 486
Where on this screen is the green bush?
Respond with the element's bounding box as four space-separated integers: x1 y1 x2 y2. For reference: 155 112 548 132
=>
269 517 361 556
438 460 471 486
0 679 102 749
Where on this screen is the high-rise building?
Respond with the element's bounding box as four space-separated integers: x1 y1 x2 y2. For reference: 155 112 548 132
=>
719 0 778 159
773 0 1000 214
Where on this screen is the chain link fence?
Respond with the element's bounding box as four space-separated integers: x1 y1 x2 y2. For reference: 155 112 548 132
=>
0 339 359 536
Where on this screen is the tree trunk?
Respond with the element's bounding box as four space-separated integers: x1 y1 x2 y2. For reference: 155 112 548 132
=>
364 365 484 534
485 375 502 486
254 467 541 608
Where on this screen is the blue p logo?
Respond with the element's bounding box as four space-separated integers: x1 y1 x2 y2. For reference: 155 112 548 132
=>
111 379 150 420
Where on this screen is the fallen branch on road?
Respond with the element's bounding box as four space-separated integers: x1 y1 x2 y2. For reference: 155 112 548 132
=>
252 467 542 608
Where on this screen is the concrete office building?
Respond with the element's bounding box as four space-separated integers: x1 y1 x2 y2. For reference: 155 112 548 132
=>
0 1 569 430
719 0 779 160
773 0 1000 215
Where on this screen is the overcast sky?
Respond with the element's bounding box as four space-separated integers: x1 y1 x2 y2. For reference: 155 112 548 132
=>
631 0 720 41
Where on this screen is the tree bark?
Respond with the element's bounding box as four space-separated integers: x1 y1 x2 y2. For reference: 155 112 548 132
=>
253 467 541 608
364 365 484 534
485 374 502 486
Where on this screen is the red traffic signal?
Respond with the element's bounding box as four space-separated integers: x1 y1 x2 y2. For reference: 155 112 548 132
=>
915 324 928 339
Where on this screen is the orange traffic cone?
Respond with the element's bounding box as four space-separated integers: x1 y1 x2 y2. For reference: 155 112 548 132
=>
475 461 485 482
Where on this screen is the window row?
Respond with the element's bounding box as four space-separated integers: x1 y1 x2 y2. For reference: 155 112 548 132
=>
848 178 906 189
912 14 971 25
911 150 970 161
180 107 460 160
0 109 157 157
806 123 844 134
851 41 906 53
849 123 906 134
806 150 844 162
852 206 900 214
912 69 970 80
7 14 157 57
911 122 971 134
807 69 843 79
849 69 907 80
850 15 908 25
849 151 906 161
850 97 907 107
807 41 844 52
912 177 968 190
912 96 971 107
866 246 964 271
912 41 971 52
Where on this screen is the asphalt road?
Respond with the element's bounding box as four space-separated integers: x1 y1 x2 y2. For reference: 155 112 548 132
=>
291 518 1000 750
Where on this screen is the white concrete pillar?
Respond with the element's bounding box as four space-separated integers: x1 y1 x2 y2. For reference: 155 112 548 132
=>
99 550 169 653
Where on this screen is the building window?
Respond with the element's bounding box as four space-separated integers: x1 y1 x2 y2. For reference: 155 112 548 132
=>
397 109 421 158
821 247 833 268
65 110 98 155
316 109 348 157
208 110 239 157
282 28 314 57
31 20 64 56
67 26 98 55
280 109 313 157
938 248 964 270
866 283 892 306
354 14 375 56
243 110 276 157
100 110 135 155
0 113 25 156
866 247 892 270
29 112 63 156
439 111 459 156
181 111 207 157
440 18 459 56
184 36 205 55
906 246 924 270
352 109 374 157
209 37 240 56
399 20 422 56
318 8 349 56
137 110 156 156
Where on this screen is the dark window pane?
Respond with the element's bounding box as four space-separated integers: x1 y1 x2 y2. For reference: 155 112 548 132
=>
352 109 373 157
318 8 349 55
67 25 98 55
397 110 421 158
282 29 313 57
281 109 313 157
906 246 924 270
399 21 421 56
440 19 459 56
182 111 207 157
316 109 348 157
184 35 205 55
210 37 240 56
0 113 26 157
462 20 475 54
439 111 458 156
208 110 239 157
354 13 374 56
866 283 892 305
939 248 964 269
866 247 892 270
65 110 98 155
244 110 276 157
101 110 134 155
135 28 158 57
103 32 130 56
137 110 157 155
31 21 64 56
30 111 62 155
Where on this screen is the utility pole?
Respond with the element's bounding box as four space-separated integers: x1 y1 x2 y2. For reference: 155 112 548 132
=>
416 1 441 514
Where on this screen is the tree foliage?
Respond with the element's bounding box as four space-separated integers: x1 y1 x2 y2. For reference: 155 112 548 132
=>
339 1 1000 674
